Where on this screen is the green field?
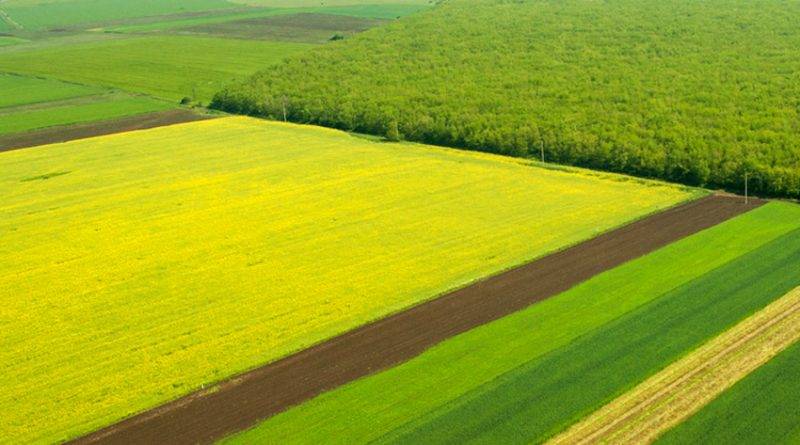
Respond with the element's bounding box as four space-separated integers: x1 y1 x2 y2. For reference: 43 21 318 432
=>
0 95 171 135
658 340 800 444
0 116 693 444
0 35 311 102
0 36 26 46
0 0 236 30
214 0 800 198
221 202 800 444
0 73 102 109
109 4 429 33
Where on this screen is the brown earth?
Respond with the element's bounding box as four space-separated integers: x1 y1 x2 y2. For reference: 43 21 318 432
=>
0 109 215 152
71 194 763 445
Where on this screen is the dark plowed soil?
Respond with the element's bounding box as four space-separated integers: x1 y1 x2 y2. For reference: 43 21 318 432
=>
71 194 763 445
0 109 214 152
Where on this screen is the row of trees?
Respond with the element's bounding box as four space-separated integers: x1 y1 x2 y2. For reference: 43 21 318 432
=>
212 0 800 198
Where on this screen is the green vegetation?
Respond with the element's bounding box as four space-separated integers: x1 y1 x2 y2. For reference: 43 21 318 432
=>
0 117 691 443
0 36 26 46
0 35 311 102
658 341 800 444
213 0 800 198
0 74 102 108
108 4 429 33
222 202 800 445
0 95 171 135
388 230 800 444
181 13 388 43
0 0 236 30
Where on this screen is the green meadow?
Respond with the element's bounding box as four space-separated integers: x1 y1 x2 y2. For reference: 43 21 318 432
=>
0 95 171 135
0 35 311 102
0 74 102 109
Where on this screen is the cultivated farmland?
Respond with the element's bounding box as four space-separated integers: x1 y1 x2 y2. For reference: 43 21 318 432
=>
0 117 693 443
658 339 800 444
221 202 800 444
553 286 800 444
0 36 311 102
214 0 800 197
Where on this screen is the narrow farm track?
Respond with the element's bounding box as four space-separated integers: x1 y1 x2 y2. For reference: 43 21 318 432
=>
72 194 762 445
550 286 800 445
0 109 214 151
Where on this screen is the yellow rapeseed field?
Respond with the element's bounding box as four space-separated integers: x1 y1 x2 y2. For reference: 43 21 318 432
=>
0 117 696 443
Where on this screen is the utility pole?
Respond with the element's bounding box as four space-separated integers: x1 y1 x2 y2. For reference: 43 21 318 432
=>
282 96 288 122
540 140 545 163
744 172 749 205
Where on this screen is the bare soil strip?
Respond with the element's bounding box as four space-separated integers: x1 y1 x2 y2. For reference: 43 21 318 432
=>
71 194 762 445
550 286 800 445
0 109 215 152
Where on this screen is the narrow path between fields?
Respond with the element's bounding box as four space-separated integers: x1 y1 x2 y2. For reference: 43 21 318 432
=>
550 286 800 445
71 194 763 445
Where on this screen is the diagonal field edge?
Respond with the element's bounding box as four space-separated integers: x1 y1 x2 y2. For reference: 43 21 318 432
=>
0 109 215 152
71 194 763 445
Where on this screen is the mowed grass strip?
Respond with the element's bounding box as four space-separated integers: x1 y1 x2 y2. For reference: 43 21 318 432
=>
221 202 800 445
0 117 692 444
0 95 172 135
0 35 312 101
657 340 800 444
382 226 800 445
551 286 800 445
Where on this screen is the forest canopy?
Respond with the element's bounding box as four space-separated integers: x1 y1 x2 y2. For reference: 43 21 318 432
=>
212 0 800 197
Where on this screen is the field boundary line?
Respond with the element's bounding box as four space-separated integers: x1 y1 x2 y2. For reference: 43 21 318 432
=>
549 286 800 445
70 194 763 445
0 109 215 151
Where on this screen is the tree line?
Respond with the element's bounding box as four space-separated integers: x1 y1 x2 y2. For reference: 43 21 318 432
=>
212 0 800 198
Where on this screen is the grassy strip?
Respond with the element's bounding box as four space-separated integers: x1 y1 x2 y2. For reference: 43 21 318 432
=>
551 286 800 444
0 96 172 135
657 335 800 443
0 36 26 46
0 117 691 444
109 4 429 33
221 202 800 445
0 35 312 102
0 73 103 109
384 226 800 444
0 0 235 31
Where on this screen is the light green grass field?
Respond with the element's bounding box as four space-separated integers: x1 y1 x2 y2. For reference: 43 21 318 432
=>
0 73 102 109
222 202 800 445
658 339 800 444
0 0 236 30
230 0 431 7
0 116 693 444
0 35 311 102
0 95 172 135
110 4 429 33
0 36 26 46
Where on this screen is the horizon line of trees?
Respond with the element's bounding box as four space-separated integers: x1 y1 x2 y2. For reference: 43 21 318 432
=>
212 0 800 198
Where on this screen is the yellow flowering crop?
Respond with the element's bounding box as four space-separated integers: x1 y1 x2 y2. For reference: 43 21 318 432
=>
0 117 696 443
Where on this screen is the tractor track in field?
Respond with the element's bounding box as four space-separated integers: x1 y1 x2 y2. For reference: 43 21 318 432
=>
0 109 215 152
71 194 763 445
